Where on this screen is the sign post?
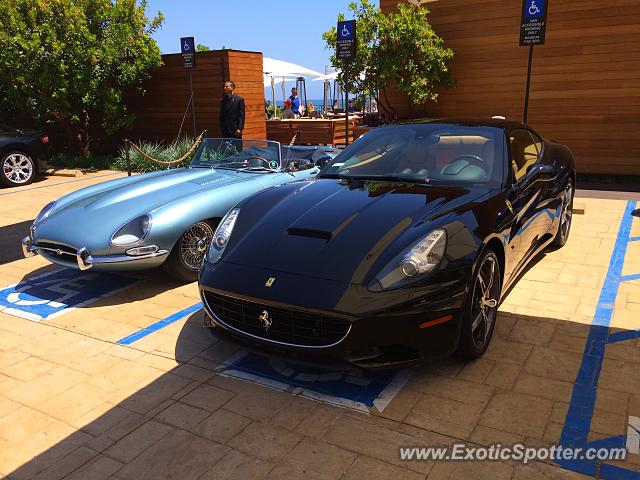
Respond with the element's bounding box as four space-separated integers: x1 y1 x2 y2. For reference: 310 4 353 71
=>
180 37 197 136
519 0 548 124
337 20 356 146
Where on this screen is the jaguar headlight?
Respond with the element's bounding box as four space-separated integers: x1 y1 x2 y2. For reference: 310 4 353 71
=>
207 208 240 264
111 215 151 247
34 201 57 225
369 229 447 291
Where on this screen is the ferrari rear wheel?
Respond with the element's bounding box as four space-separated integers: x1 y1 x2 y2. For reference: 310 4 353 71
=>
458 249 501 360
163 220 218 282
551 179 573 248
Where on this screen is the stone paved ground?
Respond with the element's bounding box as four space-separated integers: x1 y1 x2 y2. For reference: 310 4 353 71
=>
0 173 638 479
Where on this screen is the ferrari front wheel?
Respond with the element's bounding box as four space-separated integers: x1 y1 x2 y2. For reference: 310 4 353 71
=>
164 220 217 282
458 249 502 360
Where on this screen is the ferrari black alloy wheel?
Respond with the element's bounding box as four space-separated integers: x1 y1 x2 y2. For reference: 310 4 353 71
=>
458 249 501 359
551 180 573 248
164 220 217 282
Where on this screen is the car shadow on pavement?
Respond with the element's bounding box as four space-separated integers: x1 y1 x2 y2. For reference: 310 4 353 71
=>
0 220 34 266
9 264 185 302
3 303 638 479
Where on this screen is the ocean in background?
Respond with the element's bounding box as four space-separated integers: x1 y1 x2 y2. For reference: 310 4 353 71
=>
267 99 343 111
265 97 348 113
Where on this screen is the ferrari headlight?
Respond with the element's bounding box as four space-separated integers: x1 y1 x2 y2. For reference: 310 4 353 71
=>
34 201 57 225
207 208 239 264
369 229 447 291
111 215 151 246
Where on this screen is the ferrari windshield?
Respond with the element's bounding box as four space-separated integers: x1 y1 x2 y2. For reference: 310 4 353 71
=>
191 139 282 171
319 124 504 186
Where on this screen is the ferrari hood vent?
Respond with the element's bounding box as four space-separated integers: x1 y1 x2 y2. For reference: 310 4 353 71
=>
287 227 332 241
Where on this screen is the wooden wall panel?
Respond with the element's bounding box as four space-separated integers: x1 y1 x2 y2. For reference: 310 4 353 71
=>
380 0 640 175
127 50 266 142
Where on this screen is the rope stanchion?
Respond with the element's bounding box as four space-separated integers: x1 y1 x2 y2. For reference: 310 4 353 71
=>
127 130 207 166
124 139 131 176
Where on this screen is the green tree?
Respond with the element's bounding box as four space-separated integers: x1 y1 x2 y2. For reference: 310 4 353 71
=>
0 0 164 154
322 0 454 116
196 43 210 52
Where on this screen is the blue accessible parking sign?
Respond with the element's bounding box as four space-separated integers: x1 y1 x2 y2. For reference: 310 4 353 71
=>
0 269 140 321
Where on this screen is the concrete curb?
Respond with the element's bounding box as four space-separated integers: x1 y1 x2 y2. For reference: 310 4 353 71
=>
43 168 86 178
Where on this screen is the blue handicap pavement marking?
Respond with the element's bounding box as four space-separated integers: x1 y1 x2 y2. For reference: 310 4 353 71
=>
559 200 640 479
0 268 140 322
219 351 412 414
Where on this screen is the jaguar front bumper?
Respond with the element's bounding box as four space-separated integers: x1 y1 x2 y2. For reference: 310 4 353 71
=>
21 236 169 270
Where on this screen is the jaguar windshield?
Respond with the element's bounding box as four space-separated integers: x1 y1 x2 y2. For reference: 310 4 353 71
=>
319 124 504 186
191 139 282 171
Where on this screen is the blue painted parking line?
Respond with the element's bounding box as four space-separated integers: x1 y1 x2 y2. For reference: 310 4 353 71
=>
0 172 121 196
620 273 640 282
220 351 411 413
607 329 639 344
116 302 202 345
559 200 640 479
0 268 140 321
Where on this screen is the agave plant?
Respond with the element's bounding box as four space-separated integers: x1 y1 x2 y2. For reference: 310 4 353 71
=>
114 136 197 173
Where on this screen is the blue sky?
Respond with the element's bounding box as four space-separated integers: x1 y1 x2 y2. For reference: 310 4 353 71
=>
146 0 358 99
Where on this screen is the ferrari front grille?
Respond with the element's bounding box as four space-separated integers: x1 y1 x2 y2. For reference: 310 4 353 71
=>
203 291 351 348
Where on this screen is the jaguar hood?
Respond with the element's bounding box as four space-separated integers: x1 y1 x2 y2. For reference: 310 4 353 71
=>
33 167 254 246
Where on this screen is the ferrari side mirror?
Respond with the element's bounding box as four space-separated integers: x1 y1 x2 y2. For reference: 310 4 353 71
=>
527 163 555 181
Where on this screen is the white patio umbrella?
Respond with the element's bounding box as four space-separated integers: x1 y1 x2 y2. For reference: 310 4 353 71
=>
263 58 324 118
263 57 324 79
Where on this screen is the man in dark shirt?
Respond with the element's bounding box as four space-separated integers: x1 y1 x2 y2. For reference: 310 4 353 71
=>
219 80 245 138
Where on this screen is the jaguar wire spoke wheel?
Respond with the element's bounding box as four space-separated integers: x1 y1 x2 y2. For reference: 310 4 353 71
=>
179 221 215 270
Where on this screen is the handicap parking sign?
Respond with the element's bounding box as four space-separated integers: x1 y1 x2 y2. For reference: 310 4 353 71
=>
220 351 411 413
0 269 140 321
336 20 356 61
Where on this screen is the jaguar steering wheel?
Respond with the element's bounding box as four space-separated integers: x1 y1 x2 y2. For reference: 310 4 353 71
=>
244 155 276 170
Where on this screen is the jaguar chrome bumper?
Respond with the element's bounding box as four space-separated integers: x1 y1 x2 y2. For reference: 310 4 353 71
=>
21 237 169 270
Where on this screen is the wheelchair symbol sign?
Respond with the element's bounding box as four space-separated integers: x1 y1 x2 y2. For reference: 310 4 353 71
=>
338 20 354 40
525 0 545 18
180 36 195 55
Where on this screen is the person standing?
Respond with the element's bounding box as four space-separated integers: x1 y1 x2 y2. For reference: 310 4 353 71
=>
289 87 300 117
220 80 245 138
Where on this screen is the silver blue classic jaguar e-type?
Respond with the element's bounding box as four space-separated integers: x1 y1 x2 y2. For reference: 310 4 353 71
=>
22 138 335 281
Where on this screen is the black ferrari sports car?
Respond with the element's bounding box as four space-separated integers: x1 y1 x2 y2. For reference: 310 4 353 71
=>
199 118 575 368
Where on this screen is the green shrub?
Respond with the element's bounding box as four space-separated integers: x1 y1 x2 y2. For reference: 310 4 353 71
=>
114 136 198 173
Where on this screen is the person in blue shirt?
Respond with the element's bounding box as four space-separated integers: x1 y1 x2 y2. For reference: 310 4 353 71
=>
289 87 300 117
